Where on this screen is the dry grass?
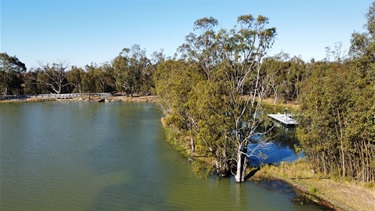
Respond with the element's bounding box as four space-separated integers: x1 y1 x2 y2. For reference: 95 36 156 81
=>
262 98 301 110
109 95 158 103
0 97 56 104
252 159 375 211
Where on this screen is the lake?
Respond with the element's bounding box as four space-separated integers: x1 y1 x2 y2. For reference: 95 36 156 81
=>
0 102 325 210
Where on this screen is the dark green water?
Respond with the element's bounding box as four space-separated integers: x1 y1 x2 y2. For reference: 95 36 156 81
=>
0 102 324 210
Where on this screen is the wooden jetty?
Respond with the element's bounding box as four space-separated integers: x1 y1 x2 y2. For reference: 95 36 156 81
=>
267 113 298 126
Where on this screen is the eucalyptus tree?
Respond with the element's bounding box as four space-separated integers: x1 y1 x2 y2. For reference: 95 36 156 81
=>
347 1 375 181
66 66 85 93
260 53 291 104
23 71 37 95
0 53 27 95
277 56 306 102
161 15 277 182
155 60 204 153
178 17 220 79
113 44 150 96
140 50 165 95
82 64 97 93
350 1 375 65
38 62 69 94
216 15 277 182
298 1 375 182
298 62 349 175
82 63 114 93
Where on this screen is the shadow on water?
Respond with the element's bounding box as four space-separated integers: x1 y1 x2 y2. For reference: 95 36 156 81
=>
248 126 304 166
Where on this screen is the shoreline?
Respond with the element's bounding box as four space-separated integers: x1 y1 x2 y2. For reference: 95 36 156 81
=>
251 160 375 211
0 95 159 104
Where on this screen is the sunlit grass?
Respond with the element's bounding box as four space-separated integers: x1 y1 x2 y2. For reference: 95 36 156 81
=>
252 159 375 210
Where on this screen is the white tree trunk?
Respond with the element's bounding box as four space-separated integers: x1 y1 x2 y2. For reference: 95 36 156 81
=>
235 144 244 183
241 155 247 182
190 135 195 153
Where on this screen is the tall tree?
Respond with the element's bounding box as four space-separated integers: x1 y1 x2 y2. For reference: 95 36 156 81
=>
178 17 220 79
113 44 150 96
23 70 42 95
218 15 277 182
158 14 277 182
82 63 115 93
155 60 204 153
67 66 85 94
298 1 375 182
0 53 27 95
38 62 69 94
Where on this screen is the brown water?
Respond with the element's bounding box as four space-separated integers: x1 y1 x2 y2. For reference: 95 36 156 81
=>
0 102 325 210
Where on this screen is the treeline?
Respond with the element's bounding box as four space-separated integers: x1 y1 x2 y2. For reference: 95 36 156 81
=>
298 2 375 182
0 44 165 96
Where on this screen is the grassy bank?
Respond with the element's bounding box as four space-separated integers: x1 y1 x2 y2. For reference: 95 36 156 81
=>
161 117 191 157
252 159 375 210
0 98 56 104
161 120 189 158
262 98 300 111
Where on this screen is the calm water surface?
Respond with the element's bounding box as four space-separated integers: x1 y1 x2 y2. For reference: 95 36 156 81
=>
0 102 325 210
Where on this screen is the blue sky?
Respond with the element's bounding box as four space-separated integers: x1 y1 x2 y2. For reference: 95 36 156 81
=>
1 0 373 69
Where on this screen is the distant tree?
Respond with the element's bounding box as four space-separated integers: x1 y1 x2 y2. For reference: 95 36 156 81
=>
81 63 115 93
261 53 290 104
67 66 85 93
0 53 27 95
100 62 116 93
23 70 42 95
140 49 166 95
82 64 97 93
113 44 150 96
38 62 69 94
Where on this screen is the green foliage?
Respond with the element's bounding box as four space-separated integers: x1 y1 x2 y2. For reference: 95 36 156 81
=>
113 44 153 96
157 14 277 182
261 53 307 103
23 71 42 95
0 53 26 95
297 2 375 182
66 66 85 93
37 63 70 94
309 187 317 194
